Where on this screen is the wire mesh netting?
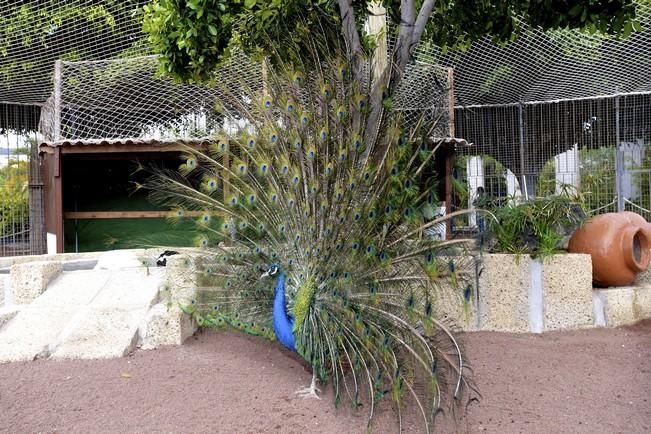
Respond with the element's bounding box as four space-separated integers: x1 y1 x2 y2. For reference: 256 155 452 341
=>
430 4 651 106
50 53 263 141
2 1 651 253
455 93 651 230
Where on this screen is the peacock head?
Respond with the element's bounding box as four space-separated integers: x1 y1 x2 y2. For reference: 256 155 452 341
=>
260 264 280 279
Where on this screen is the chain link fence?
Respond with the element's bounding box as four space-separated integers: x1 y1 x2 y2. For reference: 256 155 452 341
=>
455 92 651 230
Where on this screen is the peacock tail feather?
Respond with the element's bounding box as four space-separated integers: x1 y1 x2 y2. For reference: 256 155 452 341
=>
145 26 478 432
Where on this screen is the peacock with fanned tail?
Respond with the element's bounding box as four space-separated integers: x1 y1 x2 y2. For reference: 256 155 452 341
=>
143 34 478 432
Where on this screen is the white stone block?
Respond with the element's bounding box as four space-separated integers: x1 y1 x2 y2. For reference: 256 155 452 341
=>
138 303 197 350
10 261 63 304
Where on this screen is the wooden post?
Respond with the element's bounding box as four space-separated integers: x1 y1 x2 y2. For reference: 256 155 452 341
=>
447 67 455 138
53 146 64 253
446 68 456 239
445 148 455 240
53 60 62 141
368 3 388 86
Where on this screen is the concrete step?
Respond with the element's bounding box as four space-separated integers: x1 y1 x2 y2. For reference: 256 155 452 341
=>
593 285 651 327
0 251 164 363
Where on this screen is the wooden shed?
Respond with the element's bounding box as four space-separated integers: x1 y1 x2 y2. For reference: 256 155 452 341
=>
38 138 214 254
38 136 468 254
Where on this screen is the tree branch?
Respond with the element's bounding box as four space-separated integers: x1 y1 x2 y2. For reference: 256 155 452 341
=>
336 0 363 67
411 0 436 47
393 0 416 81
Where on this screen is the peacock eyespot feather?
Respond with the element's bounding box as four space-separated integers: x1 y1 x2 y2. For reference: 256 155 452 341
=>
201 214 210 223
293 140 301 149
269 134 277 143
248 138 256 148
264 99 272 108
464 286 472 301
390 166 398 177
301 115 309 125
354 213 361 221
320 130 327 141
407 294 415 309
187 158 197 168
351 242 359 251
207 179 217 190
213 305 219 311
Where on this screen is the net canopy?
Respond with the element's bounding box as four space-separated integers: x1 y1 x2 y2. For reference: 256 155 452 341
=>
1 1 649 113
431 3 651 106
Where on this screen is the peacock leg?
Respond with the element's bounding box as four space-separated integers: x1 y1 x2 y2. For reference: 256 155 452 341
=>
295 371 321 399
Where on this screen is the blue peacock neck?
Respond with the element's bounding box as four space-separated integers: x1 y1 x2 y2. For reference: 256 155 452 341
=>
272 273 296 351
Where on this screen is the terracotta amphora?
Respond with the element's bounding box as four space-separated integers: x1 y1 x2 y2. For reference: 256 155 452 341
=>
568 211 651 287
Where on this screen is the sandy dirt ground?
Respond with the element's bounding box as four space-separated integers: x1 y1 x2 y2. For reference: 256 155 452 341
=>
1 320 649 433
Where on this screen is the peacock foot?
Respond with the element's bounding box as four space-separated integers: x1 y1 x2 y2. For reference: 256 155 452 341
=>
295 372 321 399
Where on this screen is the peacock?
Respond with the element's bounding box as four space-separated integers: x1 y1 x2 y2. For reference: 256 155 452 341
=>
142 27 478 432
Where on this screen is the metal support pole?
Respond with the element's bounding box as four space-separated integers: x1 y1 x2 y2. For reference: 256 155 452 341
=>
53 60 62 141
518 102 529 200
615 95 624 212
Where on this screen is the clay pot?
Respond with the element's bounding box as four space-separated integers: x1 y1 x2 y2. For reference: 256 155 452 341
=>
568 212 651 287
